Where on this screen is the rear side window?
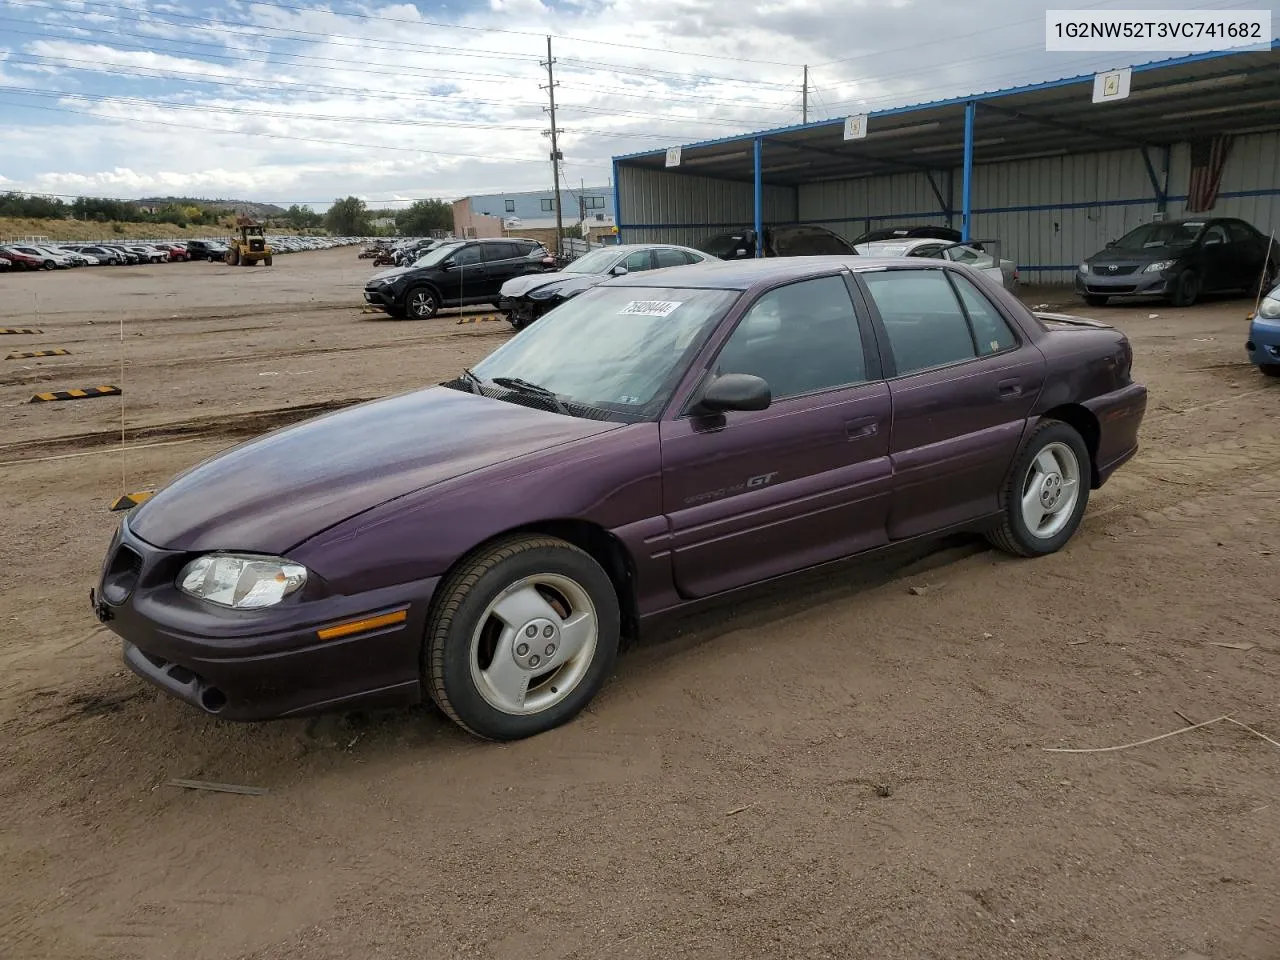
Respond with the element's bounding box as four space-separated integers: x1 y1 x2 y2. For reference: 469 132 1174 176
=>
950 273 1018 355
1226 221 1255 243
862 270 977 375
483 242 521 262
653 248 689 268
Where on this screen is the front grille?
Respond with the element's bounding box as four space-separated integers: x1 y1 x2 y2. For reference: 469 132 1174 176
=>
1087 283 1137 294
249 239 265 252
1092 264 1139 276
101 544 143 604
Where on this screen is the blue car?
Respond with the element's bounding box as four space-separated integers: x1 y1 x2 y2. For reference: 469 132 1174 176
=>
1247 280 1280 377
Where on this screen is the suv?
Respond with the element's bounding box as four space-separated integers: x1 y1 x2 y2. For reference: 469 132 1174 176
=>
364 238 552 320
184 240 221 261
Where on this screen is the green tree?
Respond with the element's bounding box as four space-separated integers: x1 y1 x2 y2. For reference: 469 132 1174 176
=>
284 204 323 229
324 196 370 235
394 198 452 236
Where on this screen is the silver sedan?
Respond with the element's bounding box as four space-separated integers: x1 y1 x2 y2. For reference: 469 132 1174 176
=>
854 237 1018 291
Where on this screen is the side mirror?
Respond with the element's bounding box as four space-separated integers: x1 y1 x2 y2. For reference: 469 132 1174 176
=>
1204 236 1223 247
611 264 629 276
1105 240 1116 248
695 373 771 415
441 260 456 270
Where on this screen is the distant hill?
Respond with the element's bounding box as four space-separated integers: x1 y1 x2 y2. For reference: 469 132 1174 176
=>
139 197 290 219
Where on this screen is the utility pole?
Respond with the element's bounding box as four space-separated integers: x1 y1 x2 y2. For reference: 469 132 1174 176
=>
541 36 564 258
802 65 809 124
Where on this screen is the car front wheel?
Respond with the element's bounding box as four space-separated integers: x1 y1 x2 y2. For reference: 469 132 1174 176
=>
1260 364 1280 378
424 535 621 741
1170 269 1200 307
987 420 1091 558
406 287 439 320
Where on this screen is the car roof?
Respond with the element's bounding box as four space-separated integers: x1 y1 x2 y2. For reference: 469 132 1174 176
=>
604 255 959 290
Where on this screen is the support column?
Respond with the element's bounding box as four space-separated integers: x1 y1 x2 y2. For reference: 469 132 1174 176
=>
611 158 622 244
753 137 764 258
961 101 976 242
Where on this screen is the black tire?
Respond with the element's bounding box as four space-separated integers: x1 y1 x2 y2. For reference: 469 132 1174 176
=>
227 248 239 266
42 260 55 271
405 286 440 320
1084 294 1108 307
424 535 621 741
1170 269 1200 307
1260 364 1280 378
264 256 273 266
986 419 1092 558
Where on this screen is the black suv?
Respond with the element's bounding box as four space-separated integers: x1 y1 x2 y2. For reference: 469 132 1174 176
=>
184 240 223 261
364 238 551 319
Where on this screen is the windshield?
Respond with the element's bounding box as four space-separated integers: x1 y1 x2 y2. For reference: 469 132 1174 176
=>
469 285 740 419
562 248 623 274
413 242 464 268
1113 221 1204 251
701 234 748 257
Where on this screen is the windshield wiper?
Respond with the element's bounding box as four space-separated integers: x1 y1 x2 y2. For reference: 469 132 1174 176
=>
459 367 484 394
489 376 571 415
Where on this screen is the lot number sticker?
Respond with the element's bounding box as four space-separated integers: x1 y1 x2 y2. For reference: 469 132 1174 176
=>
619 300 683 317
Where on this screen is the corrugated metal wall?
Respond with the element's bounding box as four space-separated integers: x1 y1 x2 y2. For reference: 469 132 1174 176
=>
1167 129 1280 232
619 130 1277 284
617 165 796 249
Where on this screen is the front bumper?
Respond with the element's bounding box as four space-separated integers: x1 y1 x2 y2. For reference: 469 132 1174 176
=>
1074 269 1173 299
1246 315 1280 367
92 519 438 721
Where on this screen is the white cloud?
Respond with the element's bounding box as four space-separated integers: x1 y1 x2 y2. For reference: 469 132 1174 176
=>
0 0 1228 204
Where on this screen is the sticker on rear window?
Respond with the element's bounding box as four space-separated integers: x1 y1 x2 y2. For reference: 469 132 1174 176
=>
619 300 682 317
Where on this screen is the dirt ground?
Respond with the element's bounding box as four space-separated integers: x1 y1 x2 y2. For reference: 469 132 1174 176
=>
1 248 1277 960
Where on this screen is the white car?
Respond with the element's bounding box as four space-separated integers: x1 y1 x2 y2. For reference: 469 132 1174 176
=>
854 237 1018 291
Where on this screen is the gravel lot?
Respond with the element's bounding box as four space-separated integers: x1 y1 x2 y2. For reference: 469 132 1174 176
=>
2 247 1277 960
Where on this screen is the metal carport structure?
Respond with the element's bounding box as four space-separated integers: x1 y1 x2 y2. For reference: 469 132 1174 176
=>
611 41 1280 283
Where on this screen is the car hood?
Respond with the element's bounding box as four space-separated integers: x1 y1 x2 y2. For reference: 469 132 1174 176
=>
1088 244 1184 265
127 386 624 555
368 265 415 283
501 271 603 298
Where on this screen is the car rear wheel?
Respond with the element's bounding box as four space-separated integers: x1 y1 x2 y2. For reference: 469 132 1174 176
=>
424 535 621 741
406 287 439 320
42 260 55 270
1260 364 1280 378
986 420 1091 558
1170 269 1200 307
1084 294 1108 307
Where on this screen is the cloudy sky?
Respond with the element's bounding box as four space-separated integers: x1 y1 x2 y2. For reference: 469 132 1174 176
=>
0 0 1266 208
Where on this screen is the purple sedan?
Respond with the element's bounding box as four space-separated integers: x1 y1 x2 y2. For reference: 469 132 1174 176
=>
92 256 1147 741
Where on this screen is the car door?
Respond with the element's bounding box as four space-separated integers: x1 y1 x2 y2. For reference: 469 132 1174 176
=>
447 243 488 302
1226 220 1267 290
653 247 692 270
660 273 894 599
482 242 527 296
854 266 1046 540
1198 222 1235 292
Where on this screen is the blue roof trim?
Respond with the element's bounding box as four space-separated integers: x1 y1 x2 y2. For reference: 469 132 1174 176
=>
612 39 1280 164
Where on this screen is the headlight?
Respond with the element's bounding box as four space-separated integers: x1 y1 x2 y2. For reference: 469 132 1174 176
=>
528 285 563 300
1259 296 1280 320
1078 262 1088 272
178 554 307 609
1144 260 1174 273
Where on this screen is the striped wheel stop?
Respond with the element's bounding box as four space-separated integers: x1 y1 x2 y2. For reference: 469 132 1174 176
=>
6 349 70 360
29 385 122 403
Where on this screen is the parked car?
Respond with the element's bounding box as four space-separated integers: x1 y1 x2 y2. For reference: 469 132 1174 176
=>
93 255 1146 741
43 245 90 267
855 237 1018 291
1246 278 1280 377
97 244 143 265
1076 216 1277 307
701 224 857 259
0 245 49 270
364 238 553 319
852 225 964 245
153 243 190 261
73 245 126 265
498 243 711 329
5 244 71 269
0 256 10 271
183 240 221 261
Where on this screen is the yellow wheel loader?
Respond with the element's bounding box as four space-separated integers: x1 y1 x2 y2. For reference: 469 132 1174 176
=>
225 217 274 266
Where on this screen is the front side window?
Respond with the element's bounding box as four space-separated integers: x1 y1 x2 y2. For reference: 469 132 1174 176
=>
452 244 484 266
862 269 978 375
623 250 653 272
712 275 867 401
470 286 740 420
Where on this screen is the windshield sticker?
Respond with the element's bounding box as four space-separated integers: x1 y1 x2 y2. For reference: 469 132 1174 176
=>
619 300 682 317
1184 222 1204 228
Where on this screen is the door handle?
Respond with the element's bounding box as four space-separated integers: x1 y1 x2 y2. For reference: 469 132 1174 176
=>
845 416 879 439
997 378 1022 399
